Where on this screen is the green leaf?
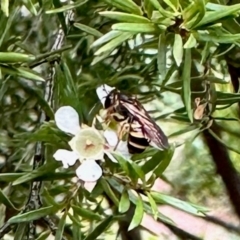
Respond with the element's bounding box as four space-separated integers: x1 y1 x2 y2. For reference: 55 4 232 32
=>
153 147 174 176
194 32 240 44
113 153 130 175
12 161 59 185
119 190 130 213
8 206 55 223
74 23 103 38
216 92 240 105
144 0 154 18
173 34 183 66
0 52 35 63
52 0 67 34
55 211 67 240
0 189 18 210
141 148 173 175
61 61 77 95
158 33 167 81
157 3 175 18
1 65 45 81
184 0 205 29
68 213 84 228
168 125 198 138
0 173 24 182
22 0 38 16
146 192 158 220
72 205 102 221
1 0 9 16
128 194 144 231
112 23 157 33
128 189 174 224
195 4 240 28
83 216 113 240
46 0 88 14
95 32 133 55
101 178 119 206
208 129 240 155
14 223 28 240
184 33 197 48
151 192 208 216
91 30 122 48
99 11 150 23
0 7 19 47
163 0 179 12
205 3 227 11
103 0 142 15
35 231 51 240
128 160 145 183
71 213 83 240
182 48 193 123
131 148 158 161
141 150 163 173
148 0 161 10
200 42 211 64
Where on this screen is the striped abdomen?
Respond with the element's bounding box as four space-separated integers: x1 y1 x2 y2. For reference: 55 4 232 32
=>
127 120 150 154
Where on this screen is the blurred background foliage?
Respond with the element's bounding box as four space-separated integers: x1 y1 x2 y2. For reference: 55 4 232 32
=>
1 0 240 239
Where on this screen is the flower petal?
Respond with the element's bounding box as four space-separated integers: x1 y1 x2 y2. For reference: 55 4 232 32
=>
55 106 81 135
104 130 118 147
84 181 97 192
53 149 79 168
76 160 102 182
69 128 105 160
116 141 131 159
96 84 115 106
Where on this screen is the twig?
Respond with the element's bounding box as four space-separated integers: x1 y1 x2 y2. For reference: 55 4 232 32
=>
162 221 203 240
25 10 74 239
0 9 75 240
0 223 13 239
203 121 240 220
204 215 240 234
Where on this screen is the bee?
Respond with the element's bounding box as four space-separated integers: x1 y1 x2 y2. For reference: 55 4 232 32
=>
100 86 169 154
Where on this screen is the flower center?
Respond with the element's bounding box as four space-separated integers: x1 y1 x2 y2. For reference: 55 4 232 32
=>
85 139 94 150
69 128 105 159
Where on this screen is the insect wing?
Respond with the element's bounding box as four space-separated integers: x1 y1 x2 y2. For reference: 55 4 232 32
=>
121 100 169 150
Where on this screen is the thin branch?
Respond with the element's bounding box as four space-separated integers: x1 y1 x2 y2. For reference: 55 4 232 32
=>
203 121 240 220
204 215 240 234
25 10 74 239
0 9 75 240
0 223 13 239
161 221 203 240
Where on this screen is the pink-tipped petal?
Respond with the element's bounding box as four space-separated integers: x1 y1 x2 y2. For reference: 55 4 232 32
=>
84 181 97 192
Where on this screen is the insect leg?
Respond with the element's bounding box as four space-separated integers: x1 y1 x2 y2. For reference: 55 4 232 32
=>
113 119 130 151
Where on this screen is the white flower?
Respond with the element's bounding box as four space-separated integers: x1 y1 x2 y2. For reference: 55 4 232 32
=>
103 129 131 162
53 106 105 192
69 128 105 160
96 84 115 106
